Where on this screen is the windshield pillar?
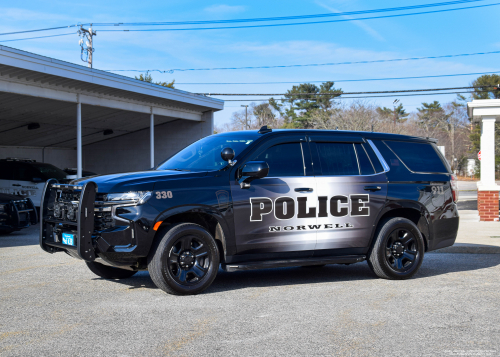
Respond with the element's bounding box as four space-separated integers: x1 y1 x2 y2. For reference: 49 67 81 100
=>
76 98 82 179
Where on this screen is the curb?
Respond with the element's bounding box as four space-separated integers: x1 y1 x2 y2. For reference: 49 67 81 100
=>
429 243 500 254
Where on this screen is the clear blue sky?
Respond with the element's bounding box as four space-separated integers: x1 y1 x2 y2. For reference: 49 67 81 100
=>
1 0 499 126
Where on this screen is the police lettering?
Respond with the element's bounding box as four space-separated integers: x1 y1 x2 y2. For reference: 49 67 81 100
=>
250 195 369 221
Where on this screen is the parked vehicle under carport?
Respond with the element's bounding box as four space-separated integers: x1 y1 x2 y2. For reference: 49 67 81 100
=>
0 193 37 234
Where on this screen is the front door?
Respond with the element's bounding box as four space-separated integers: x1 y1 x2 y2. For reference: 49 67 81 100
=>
310 140 388 251
231 137 318 255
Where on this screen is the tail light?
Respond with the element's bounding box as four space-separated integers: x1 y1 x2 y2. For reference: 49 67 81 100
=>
450 174 459 203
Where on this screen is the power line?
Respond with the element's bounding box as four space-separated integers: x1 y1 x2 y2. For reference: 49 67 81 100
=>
174 71 500 85
99 2 499 33
0 32 76 43
0 0 483 37
93 0 483 26
221 90 481 101
105 50 500 73
0 25 78 36
203 85 492 97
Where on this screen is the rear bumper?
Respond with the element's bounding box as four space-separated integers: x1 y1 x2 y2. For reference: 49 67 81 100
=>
0 198 37 231
427 216 460 252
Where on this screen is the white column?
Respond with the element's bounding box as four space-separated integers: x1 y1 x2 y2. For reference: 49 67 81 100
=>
76 98 82 179
150 109 154 168
477 116 499 191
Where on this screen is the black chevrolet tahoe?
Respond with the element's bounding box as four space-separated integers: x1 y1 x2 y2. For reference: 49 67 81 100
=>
39 127 459 295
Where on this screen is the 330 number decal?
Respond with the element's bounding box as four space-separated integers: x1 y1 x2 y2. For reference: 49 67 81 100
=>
156 191 173 199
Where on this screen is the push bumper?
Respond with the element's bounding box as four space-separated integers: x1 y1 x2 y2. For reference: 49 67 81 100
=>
0 198 37 231
39 179 97 261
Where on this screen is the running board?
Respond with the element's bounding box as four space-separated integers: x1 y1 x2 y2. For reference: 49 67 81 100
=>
221 255 366 272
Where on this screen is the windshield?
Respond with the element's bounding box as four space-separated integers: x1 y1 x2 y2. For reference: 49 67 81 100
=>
157 135 255 171
31 163 68 180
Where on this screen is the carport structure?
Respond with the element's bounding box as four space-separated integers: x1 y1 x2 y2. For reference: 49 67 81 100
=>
0 45 223 177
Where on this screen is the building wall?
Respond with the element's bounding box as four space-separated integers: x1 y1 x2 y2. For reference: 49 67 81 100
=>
0 146 76 168
83 112 214 174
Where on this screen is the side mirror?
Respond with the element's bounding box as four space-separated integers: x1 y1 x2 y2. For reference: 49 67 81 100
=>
239 161 269 188
221 147 236 166
32 177 43 183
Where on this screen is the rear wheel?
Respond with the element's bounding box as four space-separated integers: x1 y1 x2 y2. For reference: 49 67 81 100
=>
148 223 220 295
85 261 137 279
368 217 424 280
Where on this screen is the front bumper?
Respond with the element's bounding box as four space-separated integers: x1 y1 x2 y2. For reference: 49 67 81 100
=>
39 180 156 268
40 180 97 261
0 198 37 231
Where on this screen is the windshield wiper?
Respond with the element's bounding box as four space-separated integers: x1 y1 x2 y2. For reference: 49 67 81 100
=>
167 168 191 172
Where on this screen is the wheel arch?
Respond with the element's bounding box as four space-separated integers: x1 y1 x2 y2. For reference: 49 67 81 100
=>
148 205 232 263
369 201 431 252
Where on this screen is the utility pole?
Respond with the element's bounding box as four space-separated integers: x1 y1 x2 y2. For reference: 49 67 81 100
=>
241 105 249 130
78 25 96 68
393 99 400 126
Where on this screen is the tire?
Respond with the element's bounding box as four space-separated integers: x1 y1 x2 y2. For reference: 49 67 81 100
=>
148 223 220 296
85 261 137 279
368 217 425 280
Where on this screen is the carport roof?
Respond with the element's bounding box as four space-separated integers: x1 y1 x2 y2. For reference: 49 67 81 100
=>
0 45 223 148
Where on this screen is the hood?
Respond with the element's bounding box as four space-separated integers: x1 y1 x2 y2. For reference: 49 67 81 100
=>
72 170 207 193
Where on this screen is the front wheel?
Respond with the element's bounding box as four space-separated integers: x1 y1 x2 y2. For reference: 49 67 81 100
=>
85 261 137 279
148 223 220 295
368 217 424 280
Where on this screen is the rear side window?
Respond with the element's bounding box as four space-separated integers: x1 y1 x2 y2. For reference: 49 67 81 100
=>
385 141 449 173
355 144 375 175
316 143 359 176
253 143 304 176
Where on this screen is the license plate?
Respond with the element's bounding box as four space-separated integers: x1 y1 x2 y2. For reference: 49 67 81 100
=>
62 233 75 246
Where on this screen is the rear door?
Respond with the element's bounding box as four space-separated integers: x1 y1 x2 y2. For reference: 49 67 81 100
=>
309 136 388 251
230 135 318 255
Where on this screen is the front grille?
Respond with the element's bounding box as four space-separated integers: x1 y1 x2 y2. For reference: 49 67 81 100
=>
94 211 113 231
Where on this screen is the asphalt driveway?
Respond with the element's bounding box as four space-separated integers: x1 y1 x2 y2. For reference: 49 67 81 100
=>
1 226 499 357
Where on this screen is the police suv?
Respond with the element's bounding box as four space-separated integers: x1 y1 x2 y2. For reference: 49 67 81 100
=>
39 127 459 295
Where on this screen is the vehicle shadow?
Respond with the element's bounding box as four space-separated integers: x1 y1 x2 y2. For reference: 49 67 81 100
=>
99 253 500 294
0 225 39 248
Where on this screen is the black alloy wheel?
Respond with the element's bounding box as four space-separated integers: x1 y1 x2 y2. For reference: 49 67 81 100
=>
385 228 419 272
167 234 211 285
148 223 220 295
368 217 425 280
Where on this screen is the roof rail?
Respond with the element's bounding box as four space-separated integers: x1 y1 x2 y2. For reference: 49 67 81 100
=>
258 125 272 134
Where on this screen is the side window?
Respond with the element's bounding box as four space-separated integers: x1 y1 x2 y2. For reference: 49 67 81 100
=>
363 143 384 173
385 141 449 173
355 144 375 175
12 164 38 181
316 143 359 176
0 162 13 180
252 142 304 177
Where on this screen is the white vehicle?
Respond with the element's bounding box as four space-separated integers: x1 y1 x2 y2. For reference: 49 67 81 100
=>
0 158 68 207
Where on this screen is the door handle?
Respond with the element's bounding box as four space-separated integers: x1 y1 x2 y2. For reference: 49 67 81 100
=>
12 184 21 187
295 188 313 193
364 186 381 191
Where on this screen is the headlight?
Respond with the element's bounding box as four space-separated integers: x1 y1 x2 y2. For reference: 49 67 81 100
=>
106 191 152 205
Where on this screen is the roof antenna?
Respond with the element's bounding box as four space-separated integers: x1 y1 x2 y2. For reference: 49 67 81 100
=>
258 125 272 134
336 126 338 130
371 125 374 132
